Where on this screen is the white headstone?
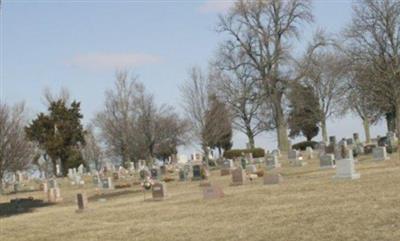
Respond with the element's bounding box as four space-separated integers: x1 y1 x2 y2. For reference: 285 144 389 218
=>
334 158 360 180
372 147 389 161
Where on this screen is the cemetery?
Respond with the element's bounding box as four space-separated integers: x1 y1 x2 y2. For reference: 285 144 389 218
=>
1 144 399 241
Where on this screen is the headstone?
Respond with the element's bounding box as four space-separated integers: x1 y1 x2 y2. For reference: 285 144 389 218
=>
179 168 188 181
353 133 360 143
48 179 58 189
41 182 48 193
76 193 88 212
192 165 202 181
113 172 120 180
203 185 224 199
246 164 257 174
318 142 326 156
150 168 159 180
263 173 282 185
152 182 167 201
92 173 100 186
265 154 281 169
346 138 354 146
231 167 244 186
288 149 299 161
47 187 62 203
320 154 335 169
78 164 84 175
15 171 24 183
56 164 61 176
101 177 113 189
334 158 360 180
372 147 389 161
160 165 167 176
128 162 135 172
222 159 234 169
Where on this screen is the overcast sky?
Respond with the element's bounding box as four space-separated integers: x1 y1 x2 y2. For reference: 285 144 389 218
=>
0 0 387 155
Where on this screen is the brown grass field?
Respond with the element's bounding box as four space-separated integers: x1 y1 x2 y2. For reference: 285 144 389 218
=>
1 154 399 241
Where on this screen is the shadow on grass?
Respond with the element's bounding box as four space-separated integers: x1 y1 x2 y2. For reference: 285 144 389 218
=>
88 189 142 201
4 189 41 196
0 197 54 218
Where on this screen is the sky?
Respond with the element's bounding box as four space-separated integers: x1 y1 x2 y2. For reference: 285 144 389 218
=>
0 0 388 155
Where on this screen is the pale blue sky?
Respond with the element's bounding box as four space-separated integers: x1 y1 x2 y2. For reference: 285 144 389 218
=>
0 0 387 153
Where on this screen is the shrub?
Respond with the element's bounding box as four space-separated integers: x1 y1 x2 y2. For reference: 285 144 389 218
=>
291 141 318 151
223 148 265 159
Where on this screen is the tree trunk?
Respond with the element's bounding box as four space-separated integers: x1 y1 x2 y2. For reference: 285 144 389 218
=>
321 118 328 143
202 144 209 167
246 128 255 149
396 103 400 139
274 101 289 152
362 119 371 144
386 111 396 133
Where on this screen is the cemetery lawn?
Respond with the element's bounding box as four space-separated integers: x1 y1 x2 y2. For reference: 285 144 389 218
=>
1 155 400 241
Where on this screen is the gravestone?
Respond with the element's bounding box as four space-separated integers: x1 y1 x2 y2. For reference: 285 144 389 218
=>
152 182 167 201
231 167 244 186
41 182 48 193
76 193 88 212
373 147 389 161
320 154 335 169
48 179 58 189
346 138 354 146
101 177 113 189
92 173 100 186
318 142 326 156
203 185 224 199
78 164 85 175
160 165 167 176
326 136 337 154
265 154 281 169
179 168 188 181
222 159 234 169
192 165 202 181
246 164 257 174
113 172 120 180
288 149 299 161
263 173 282 185
150 168 159 180
353 133 360 143
56 164 61 176
47 187 62 203
334 158 360 180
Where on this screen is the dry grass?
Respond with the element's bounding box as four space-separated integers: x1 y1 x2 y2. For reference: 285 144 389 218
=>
1 154 400 241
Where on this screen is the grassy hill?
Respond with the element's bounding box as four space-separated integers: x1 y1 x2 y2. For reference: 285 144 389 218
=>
1 154 399 241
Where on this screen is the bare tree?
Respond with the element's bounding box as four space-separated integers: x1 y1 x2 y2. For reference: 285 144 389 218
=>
81 124 103 171
180 66 212 162
211 46 267 148
343 0 400 138
217 0 313 151
136 85 189 163
299 49 349 143
0 102 33 184
95 71 141 168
